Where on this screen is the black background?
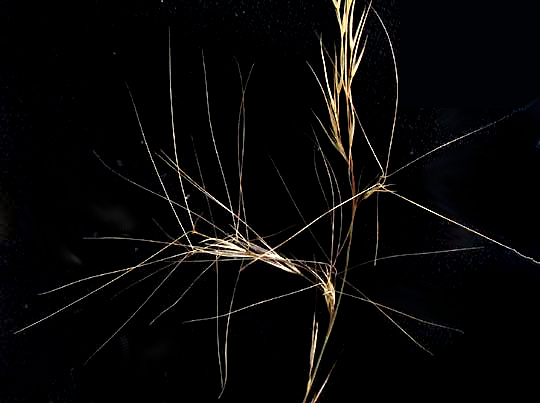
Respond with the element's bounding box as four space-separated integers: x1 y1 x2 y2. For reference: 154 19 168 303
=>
2 1 540 402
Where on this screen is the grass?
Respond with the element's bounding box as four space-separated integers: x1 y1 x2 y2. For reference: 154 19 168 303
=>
15 0 539 401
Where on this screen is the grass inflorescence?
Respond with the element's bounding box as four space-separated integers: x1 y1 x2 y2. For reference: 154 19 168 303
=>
15 1 539 402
